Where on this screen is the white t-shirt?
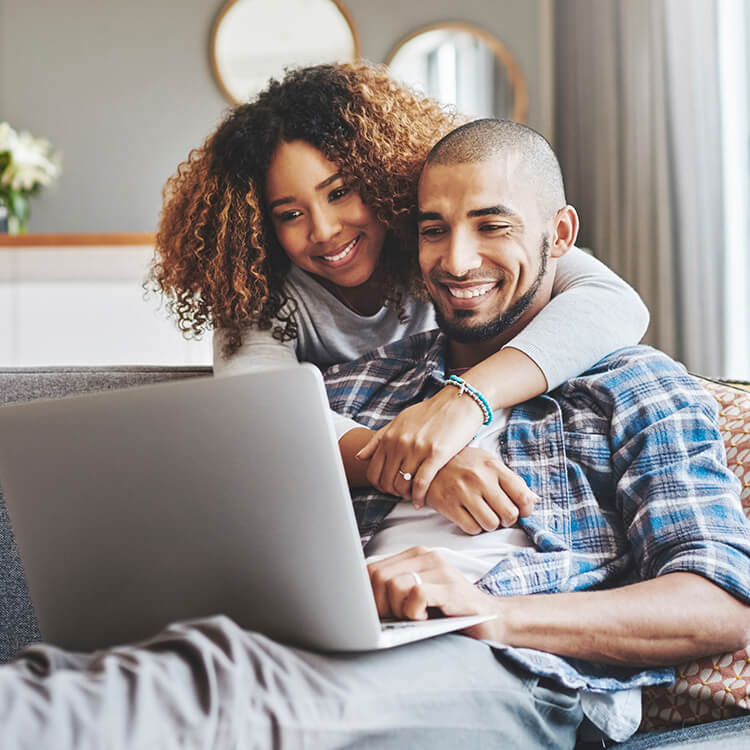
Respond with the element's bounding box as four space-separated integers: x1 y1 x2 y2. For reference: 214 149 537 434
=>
365 410 531 581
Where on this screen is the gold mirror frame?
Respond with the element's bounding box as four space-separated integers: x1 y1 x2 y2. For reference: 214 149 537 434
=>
210 0 361 105
386 22 528 124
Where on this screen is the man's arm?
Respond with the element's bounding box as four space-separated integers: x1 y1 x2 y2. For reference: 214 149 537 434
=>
339 427 373 487
368 547 750 667
496 572 750 666
367 349 750 667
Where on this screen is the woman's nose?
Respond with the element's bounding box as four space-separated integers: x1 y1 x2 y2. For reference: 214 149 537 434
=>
309 205 342 244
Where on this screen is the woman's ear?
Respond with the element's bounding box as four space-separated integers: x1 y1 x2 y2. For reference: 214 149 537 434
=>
550 205 579 258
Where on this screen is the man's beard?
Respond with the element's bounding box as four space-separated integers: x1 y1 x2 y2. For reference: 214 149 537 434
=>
432 236 550 344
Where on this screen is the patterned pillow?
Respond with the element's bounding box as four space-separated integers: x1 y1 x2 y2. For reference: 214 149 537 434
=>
640 378 750 731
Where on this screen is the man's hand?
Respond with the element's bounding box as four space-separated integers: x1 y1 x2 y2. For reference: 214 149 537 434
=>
424 447 537 534
355 387 485 505
367 547 503 640
369 554 750 667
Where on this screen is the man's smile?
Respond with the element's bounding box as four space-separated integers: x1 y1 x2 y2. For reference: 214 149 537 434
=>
447 282 497 299
433 278 504 311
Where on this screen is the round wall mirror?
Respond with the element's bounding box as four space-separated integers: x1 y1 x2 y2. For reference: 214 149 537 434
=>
386 23 528 123
211 0 360 104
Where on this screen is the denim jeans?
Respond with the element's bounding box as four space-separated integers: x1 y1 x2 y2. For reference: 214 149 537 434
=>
590 713 750 750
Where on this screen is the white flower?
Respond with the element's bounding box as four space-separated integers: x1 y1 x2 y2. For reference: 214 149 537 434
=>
0 122 15 150
0 121 61 195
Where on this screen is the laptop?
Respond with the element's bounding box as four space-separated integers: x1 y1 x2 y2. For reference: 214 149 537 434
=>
0 365 492 652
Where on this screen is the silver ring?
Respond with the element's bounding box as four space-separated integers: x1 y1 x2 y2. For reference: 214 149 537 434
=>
398 469 413 481
410 571 423 586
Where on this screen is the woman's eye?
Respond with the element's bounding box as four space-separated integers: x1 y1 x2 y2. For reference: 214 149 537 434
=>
328 186 350 202
277 209 302 222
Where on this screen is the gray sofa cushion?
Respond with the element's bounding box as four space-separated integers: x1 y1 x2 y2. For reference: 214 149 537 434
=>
0 366 211 663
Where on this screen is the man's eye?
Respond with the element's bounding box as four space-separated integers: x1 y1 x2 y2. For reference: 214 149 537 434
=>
329 186 350 202
480 223 511 232
419 226 446 237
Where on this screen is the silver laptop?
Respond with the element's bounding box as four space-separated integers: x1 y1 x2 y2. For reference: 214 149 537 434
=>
0 365 492 652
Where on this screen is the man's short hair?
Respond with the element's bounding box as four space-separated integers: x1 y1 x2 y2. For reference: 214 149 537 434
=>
425 118 567 220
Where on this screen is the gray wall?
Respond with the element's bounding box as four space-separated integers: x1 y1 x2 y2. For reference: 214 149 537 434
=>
0 0 551 233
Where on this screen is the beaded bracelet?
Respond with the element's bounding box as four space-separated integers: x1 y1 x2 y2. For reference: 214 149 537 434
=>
444 374 493 426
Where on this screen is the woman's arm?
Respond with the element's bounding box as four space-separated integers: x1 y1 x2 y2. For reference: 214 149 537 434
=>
467 247 650 400
358 248 650 507
212 326 298 376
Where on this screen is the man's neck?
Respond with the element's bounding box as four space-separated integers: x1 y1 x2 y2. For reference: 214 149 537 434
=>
448 339 503 371
445 294 550 371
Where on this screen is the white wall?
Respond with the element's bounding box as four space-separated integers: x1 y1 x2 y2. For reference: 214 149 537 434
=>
0 245 212 366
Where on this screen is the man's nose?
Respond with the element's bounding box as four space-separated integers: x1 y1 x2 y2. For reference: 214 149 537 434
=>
309 205 342 244
441 232 482 277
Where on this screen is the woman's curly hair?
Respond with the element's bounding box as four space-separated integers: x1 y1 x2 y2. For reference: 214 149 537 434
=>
149 61 458 356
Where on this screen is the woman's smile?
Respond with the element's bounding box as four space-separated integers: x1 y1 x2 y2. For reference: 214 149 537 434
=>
319 234 361 265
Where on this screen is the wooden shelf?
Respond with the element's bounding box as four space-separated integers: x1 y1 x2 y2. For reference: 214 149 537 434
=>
0 233 156 247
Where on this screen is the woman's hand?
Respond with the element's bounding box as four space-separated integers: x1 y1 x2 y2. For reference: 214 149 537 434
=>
354 389 537 527
424 446 537 534
356 387 484 504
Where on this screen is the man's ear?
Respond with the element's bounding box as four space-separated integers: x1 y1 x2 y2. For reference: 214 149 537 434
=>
549 205 579 258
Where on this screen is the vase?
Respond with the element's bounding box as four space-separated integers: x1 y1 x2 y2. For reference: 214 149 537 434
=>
0 193 30 234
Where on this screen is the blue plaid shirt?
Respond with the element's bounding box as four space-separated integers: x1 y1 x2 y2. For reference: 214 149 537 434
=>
325 332 750 694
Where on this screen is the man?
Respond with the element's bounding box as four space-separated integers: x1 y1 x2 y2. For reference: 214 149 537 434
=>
2 120 749 749
327 118 750 743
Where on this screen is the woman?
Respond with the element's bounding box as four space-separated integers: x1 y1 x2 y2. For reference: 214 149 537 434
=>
151 62 648 524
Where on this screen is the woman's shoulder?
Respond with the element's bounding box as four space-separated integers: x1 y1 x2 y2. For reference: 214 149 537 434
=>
212 324 297 374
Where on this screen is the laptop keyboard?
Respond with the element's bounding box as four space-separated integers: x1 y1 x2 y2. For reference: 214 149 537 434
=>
380 620 425 631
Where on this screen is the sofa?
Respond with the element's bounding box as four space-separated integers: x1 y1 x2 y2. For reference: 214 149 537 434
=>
1 365 749 749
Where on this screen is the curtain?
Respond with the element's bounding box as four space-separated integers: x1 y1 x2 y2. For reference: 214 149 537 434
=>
554 0 726 375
